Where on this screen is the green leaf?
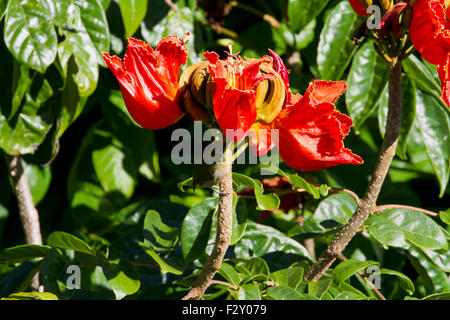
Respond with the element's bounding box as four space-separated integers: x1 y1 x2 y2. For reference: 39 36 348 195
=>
143 210 178 251
317 1 363 80
238 283 261 300
415 89 450 197
308 277 332 298
346 41 389 129
39 248 67 296
100 259 140 300
422 292 450 300
230 196 247 246
403 55 443 104
378 75 416 160
313 192 357 227
4 0 57 73
0 245 51 264
120 0 148 37
379 209 447 250
440 209 450 225
376 268 415 295
58 4 100 96
272 266 304 289
218 263 240 287
180 197 218 263
24 162 52 206
332 259 379 286
232 172 280 210
364 215 408 248
0 260 42 297
9 62 33 120
1 291 58 300
234 221 314 263
0 78 54 155
266 286 317 300
335 291 370 300
0 0 7 20
92 140 137 200
139 242 184 275
47 231 94 255
238 258 270 283
287 0 329 33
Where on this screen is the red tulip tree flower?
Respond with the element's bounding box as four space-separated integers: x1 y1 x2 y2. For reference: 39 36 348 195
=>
410 0 450 106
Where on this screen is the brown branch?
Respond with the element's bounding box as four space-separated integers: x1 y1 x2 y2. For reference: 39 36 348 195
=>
5 154 43 289
210 280 238 290
181 148 234 300
304 58 403 282
164 0 177 12
230 1 280 28
373 204 439 217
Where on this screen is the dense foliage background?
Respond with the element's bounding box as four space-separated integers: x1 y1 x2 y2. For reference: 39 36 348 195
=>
0 0 449 300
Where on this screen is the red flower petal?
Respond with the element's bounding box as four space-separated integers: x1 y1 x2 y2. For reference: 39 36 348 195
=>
348 0 370 16
273 82 363 171
103 36 187 129
410 0 450 65
438 53 450 106
304 81 347 105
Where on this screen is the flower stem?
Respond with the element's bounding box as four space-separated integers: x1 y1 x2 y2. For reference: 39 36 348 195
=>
304 57 403 282
181 145 234 300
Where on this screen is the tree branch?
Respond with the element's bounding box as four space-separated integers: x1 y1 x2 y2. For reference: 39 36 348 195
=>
304 58 403 282
181 147 234 300
5 154 43 289
373 204 439 217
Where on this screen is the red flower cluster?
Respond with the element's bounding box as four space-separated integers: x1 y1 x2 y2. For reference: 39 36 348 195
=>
410 0 450 106
103 37 363 172
348 0 450 107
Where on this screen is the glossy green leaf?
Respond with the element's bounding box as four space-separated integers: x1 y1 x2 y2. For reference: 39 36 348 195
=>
403 55 443 105
9 62 33 120
143 210 178 251
346 41 389 129
440 209 450 225
0 78 53 155
238 283 261 300
0 245 51 264
266 286 317 300
0 0 7 20
58 4 100 96
375 268 415 295
415 89 450 196
232 173 280 210
313 192 357 227
230 196 247 246
379 209 447 250
234 221 314 263
317 1 363 80
333 259 379 285
364 215 408 248
180 197 218 263
92 139 137 200
47 231 94 255
24 162 52 206
218 262 240 287
422 292 450 300
2 291 58 300
238 258 270 283
120 0 148 37
100 259 140 300
308 277 332 298
4 0 57 73
378 75 416 159
288 0 329 33
335 291 370 300
272 266 304 289
139 242 184 275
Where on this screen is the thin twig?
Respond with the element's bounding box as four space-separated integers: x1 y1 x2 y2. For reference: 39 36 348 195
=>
181 146 234 300
373 204 439 217
210 280 238 290
5 154 43 290
304 57 403 282
230 1 280 28
329 187 361 206
337 254 387 301
164 0 177 12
